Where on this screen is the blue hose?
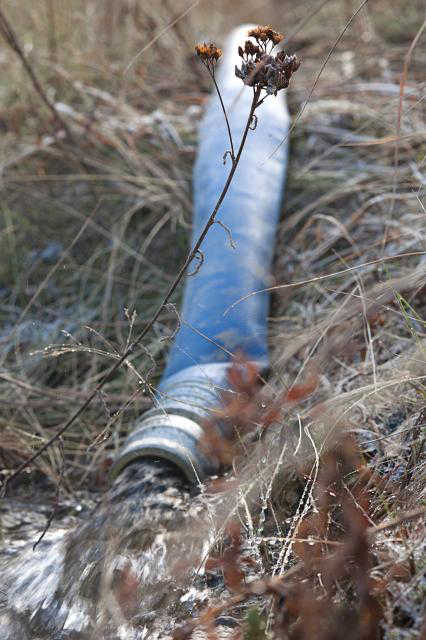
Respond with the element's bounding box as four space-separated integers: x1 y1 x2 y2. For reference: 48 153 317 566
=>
112 25 291 484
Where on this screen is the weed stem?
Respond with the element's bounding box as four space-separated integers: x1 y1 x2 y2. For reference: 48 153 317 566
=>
209 69 235 162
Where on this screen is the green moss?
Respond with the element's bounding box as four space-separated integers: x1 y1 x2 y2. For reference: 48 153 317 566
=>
244 607 267 640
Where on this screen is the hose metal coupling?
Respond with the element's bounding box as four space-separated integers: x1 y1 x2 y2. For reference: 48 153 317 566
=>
110 366 232 485
109 408 217 484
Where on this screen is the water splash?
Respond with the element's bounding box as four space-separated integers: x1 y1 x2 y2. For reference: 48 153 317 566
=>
0 460 209 639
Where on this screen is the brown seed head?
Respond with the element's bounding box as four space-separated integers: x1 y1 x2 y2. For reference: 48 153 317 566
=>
235 26 300 96
244 40 261 56
248 25 284 47
195 42 222 64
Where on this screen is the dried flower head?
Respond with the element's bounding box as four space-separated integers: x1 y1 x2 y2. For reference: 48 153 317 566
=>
247 25 284 47
195 42 222 73
235 25 300 96
238 40 261 58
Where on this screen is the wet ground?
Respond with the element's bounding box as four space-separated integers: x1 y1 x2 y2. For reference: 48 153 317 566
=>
0 460 206 639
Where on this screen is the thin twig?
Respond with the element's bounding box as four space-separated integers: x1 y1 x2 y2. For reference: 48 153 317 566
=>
209 68 235 161
287 0 334 43
215 219 236 249
368 506 426 536
33 439 65 550
0 6 73 140
264 0 370 163
224 251 426 314
390 15 426 221
124 0 201 73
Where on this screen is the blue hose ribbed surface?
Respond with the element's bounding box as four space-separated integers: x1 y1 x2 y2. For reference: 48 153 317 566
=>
160 26 290 383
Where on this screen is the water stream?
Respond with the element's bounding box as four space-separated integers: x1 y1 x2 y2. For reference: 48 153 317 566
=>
0 460 210 639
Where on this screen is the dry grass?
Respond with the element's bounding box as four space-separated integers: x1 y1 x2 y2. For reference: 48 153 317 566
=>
0 1 424 638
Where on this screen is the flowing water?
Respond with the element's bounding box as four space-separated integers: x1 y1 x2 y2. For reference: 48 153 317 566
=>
0 460 211 639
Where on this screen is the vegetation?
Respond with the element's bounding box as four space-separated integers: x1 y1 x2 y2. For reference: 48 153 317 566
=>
0 1 424 638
